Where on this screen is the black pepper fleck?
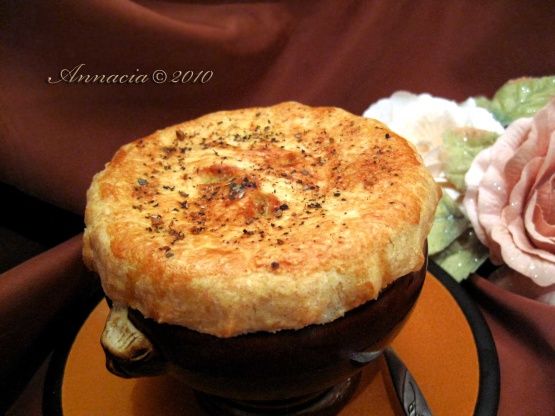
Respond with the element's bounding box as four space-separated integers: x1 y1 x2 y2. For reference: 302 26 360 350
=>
150 215 163 227
176 130 186 141
191 226 205 234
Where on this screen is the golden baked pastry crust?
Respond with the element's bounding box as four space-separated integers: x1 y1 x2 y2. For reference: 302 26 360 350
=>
83 102 441 337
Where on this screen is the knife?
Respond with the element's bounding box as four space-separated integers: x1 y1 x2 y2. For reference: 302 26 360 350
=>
383 347 433 416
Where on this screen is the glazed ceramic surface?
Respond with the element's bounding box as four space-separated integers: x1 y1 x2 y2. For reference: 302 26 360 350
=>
101 257 427 403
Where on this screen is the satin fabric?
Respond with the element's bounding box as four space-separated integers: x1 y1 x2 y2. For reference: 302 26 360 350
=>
2 0 554 214
468 275 555 415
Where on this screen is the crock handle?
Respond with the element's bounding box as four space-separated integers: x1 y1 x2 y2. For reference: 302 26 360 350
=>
101 301 166 378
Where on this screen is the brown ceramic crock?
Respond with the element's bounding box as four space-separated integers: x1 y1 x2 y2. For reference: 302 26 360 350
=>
101 249 427 415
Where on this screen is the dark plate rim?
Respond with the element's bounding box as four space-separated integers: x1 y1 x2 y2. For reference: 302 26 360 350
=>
428 261 500 416
44 262 500 416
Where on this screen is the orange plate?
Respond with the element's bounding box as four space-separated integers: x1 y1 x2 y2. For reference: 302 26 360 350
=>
46 271 496 415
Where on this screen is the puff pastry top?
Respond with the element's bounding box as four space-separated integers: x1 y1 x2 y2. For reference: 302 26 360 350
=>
83 102 440 337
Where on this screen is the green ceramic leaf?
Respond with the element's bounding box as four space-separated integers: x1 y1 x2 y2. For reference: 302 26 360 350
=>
428 194 469 255
441 128 498 191
431 228 489 282
475 76 555 126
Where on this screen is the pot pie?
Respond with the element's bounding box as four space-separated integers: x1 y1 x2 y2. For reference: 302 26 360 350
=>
83 102 441 337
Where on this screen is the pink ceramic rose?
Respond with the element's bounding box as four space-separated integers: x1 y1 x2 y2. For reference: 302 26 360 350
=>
464 100 555 290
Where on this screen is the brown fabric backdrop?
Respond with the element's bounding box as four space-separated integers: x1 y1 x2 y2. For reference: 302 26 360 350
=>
468 276 555 416
1 1 555 414
2 0 555 214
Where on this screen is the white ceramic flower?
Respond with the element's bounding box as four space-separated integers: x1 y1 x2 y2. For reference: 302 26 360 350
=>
363 91 504 184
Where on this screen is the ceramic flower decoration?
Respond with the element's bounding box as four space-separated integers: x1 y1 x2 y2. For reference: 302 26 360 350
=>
363 92 504 280
363 91 504 182
464 100 555 289
363 77 555 287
